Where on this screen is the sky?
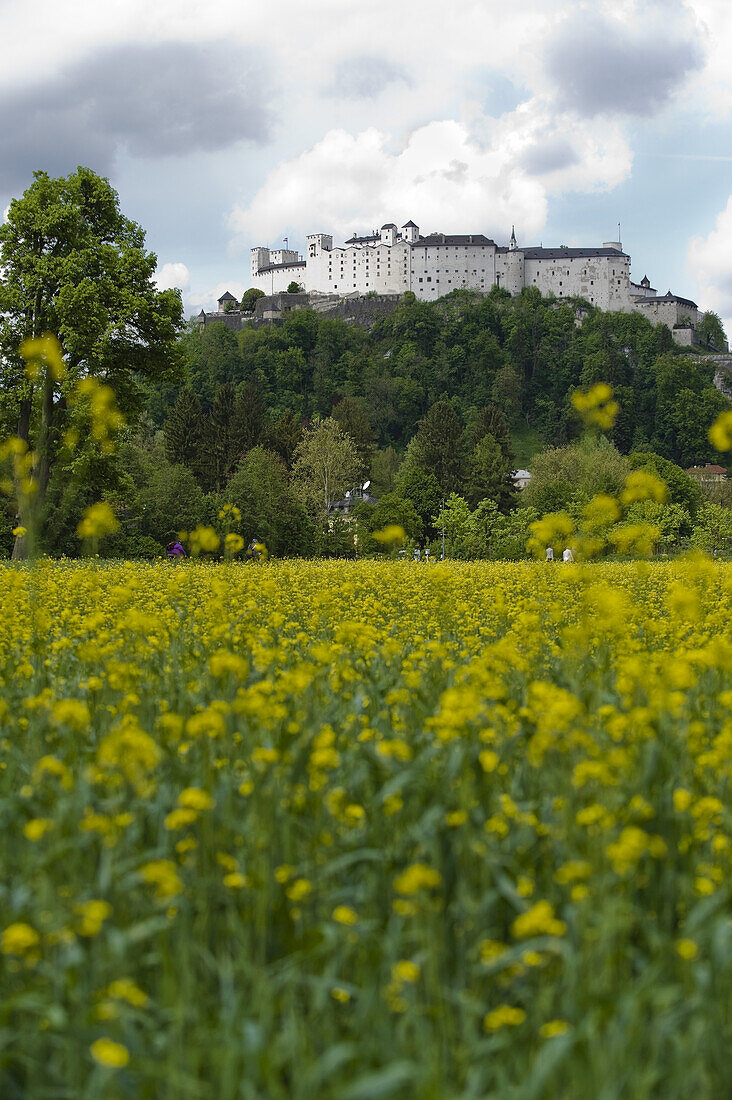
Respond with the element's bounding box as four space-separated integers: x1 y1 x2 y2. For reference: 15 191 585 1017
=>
1 0 731 330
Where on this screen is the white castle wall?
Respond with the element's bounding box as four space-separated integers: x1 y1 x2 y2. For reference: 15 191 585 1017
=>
248 222 698 331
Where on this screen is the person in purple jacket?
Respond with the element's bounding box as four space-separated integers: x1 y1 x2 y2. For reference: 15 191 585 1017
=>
166 540 186 560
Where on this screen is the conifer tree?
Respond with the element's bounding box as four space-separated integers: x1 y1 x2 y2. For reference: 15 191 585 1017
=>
163 386 204 469
468 404 515 469
206 382 239 491
464 432 516 512
235 381 268 455
410 398 464 496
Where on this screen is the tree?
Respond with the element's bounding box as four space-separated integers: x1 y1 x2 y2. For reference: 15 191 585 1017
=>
203 382 239 491
265 409 303 469
629 452 701 520
464 432 516 512
690 502 732 554
410 398 464 496
286 281 303 294
331 396 375 473
522 435 631 513
292 418 362 519
240 288 265 313
0 167 183 556
225 446 314 556
355 492 423 553
138 464 206 544
696 311 727 352
235 381 268 456
164 386 204 469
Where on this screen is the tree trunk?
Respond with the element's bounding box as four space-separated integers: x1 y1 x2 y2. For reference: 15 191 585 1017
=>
11 398 33 560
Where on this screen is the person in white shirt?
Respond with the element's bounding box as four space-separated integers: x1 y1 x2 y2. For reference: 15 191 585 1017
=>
545 546 554 562
562 547 574 562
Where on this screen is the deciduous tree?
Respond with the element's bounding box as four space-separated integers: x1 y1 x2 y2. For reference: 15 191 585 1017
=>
0 167 183 556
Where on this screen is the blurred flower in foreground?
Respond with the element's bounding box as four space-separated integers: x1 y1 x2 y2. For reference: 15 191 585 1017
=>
372 525 406 547
571 383 619 431
709 409 732 451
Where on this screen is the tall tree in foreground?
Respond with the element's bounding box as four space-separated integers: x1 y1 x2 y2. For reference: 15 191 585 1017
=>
0 167 183 556
292 418 362 521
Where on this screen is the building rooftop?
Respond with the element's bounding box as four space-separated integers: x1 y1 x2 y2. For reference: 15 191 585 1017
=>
635 290 698 310
380 223 397 229
402 220 418 228
345 232 382 244
521 247 628 259
218 291 237 302
258 260 306 272
411 233 496 247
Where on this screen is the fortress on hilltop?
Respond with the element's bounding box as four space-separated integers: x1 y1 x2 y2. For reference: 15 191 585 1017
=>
202 220 710 347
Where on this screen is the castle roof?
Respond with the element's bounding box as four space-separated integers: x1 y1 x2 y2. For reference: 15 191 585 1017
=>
520 247 628 259
380 223 397 229
402 220 418 228
258 260 306 272
636 290 698 310
411 233 496 247
218 291 237 302
345 232 381 244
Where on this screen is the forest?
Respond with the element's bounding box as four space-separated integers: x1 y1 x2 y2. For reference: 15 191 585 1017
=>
2 284 730 558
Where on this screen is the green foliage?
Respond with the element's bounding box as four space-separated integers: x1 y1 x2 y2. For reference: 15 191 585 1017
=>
138 464 206 544
163 386 204 469
239 287 265 312
629 452 702 520
0 167 183 553
355 492 423 553
523 436 632 513
293 418 363 519
696 310 727 352
690 502 732 553
225 446 315 556
286 281 303 294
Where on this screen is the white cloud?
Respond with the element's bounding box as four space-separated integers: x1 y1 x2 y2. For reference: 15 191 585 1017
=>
155 261 190 292
688 195 732 332
186 279 247 314
230 104 632 248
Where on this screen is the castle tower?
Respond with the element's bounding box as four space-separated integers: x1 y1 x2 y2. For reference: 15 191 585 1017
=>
306 233 333 259
402 220 419 243
503 227 524 295
251 247 269 280
380 223 397 246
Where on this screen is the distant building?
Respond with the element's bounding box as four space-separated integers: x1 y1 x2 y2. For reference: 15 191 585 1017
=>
246 221 707 346
513 469 532 490
685 464 727 485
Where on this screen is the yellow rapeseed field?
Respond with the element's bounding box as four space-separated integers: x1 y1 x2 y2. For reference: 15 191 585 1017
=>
1 558 731 1098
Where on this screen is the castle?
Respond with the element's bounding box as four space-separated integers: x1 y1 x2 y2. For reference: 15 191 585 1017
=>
245 221 702 343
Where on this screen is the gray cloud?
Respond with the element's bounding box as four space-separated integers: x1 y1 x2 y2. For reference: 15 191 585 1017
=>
326 55 412 100
520 137 579 176
544 11 705 117
0 41 274 194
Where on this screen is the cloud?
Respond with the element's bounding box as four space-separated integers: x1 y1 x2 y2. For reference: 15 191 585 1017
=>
230 121 549 246
325 55 412 100
0 40 274 194
187 280 247 315
229 98 633 250
543 6 705 117
155 262 190 293
688 195 732 330
519 137 578 176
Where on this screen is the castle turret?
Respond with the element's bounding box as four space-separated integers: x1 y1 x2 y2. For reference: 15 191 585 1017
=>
503 227 524 295
402 219 419 243
251 247 270 280
380 223 397 246
306 233 333 259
